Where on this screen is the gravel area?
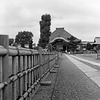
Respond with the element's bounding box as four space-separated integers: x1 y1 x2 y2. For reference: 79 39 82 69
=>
51 54 100 100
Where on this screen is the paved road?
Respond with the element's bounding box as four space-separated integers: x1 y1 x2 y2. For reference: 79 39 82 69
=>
51 54 100 100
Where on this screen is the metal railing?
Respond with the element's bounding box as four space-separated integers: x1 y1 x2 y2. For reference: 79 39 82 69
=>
0 35 59 100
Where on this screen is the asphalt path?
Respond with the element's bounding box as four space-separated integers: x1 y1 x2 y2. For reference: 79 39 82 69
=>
51 54 100 100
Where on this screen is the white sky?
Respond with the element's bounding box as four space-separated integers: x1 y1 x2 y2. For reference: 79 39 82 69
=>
0 0 100 44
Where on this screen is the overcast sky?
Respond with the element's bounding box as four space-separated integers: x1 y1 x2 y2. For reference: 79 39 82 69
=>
0 0 100 44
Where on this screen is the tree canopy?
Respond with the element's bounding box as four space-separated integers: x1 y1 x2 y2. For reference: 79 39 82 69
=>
67 36 81 53
86 43 93 50
38 14 51 49
15 31 33 48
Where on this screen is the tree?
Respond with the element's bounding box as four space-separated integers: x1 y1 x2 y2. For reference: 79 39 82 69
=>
86 43 93 50
38 14 51 49
15 31 33 48
67 36 81 53
9 38 14 46
29 39 33 49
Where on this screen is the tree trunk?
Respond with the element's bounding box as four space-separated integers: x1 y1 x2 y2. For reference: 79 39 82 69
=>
21 43 25 48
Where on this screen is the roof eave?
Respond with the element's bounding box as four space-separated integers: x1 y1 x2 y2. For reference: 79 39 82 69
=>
49 37 69 43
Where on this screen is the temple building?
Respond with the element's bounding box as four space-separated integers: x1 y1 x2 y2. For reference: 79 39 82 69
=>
49 27 80 52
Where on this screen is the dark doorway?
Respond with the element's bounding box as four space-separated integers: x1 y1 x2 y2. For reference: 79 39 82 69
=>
63 45 66 52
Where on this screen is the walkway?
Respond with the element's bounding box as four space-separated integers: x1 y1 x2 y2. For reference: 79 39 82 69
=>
52 54 100 100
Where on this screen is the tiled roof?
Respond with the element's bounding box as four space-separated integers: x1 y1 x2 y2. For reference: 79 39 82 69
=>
49 28 80 43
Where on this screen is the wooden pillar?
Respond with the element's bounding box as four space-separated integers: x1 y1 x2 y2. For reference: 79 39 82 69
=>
38 47 43 78
12 56 17 100
0 35 12 100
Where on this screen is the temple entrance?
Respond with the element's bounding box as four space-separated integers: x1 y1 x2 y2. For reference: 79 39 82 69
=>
50 38 68 52
56 44 67 52
63 45 66 52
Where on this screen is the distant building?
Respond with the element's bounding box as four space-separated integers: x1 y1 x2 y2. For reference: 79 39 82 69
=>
81 41 94 52
93 37 100 51
81 41 87 51
81 41 94 45
49 27 80 52
81 41 88 45
94 37 100 44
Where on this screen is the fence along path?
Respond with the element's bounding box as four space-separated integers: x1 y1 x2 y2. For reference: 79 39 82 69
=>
0 35 59 100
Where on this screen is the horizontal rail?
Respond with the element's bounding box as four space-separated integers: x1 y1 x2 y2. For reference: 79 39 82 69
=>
0 45 8 55
0 45 53 56
0 82 8 90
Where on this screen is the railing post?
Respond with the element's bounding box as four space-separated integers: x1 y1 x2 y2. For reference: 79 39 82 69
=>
38 47 43 78
0 35 11 100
